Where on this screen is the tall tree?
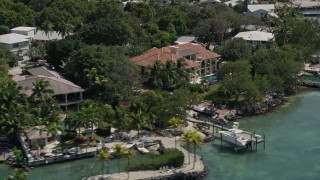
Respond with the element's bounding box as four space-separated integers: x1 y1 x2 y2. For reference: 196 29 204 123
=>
123 148 136 179
189 130 203 169
218 38 253 62
96 149 112 178
169 117 182 149
63 45 139 103
114 144 125 174
181 130 193 165
74 17 134 46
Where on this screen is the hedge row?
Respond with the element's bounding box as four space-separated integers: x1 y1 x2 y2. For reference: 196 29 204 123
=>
129 148 184 171
61 130 77 142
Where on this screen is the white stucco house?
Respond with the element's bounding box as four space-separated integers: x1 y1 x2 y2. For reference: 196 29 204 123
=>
245 4 278 18
233 31 274 46
0 33 30 53
34 30 64 44
11 26 37 38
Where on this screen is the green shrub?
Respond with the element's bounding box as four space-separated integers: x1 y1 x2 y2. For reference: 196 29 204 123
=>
61 130 77 142
96 126 111 137
188 84 204 93
129 148 184 171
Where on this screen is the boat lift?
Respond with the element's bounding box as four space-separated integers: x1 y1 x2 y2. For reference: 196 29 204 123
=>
217 122 265 152
187 117 265 152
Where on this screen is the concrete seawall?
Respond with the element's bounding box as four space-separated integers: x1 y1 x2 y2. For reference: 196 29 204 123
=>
86 137 207 180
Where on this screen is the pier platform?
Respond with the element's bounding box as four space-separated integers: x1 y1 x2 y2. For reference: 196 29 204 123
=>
187 117 265 151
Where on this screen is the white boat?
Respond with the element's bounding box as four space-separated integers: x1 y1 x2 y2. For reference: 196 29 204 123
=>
219 122 250 147
136 142 150 154
125 142 136 149
137 147 149 154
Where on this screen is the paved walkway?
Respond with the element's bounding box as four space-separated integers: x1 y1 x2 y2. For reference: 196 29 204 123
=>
86 137 205 180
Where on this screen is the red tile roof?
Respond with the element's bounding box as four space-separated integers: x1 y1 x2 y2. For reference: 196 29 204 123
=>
131 43 220 69
131 47 199 69
163 43 221 60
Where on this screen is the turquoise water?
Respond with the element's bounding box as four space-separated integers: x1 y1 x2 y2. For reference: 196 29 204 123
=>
199 89 320 180
1 90 320 179
0 154 151 180
301 75 320 82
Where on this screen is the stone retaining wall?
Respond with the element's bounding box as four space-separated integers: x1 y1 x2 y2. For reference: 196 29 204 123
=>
300 80 320 88
139 166 208 180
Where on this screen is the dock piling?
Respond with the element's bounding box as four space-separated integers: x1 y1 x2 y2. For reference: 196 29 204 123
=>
250 134 253 151
263 134 266 150
220 133 222 150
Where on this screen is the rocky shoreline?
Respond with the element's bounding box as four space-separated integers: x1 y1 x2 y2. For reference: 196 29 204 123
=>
140 166 208 180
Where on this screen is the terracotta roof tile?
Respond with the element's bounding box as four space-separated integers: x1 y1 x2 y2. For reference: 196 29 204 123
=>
131 43 220 69
131 48 199 69
170 43 221 60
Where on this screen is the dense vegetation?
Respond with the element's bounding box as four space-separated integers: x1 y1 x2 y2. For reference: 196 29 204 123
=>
0 0 320 138
129 148 184 171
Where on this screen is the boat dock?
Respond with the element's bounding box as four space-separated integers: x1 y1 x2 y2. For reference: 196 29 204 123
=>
187 117 266 151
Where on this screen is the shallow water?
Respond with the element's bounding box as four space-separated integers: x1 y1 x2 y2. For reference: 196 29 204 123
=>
199 89 320 180
1 90 320 179
0 153 151 180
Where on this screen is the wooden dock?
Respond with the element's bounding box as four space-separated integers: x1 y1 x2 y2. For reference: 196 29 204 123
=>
187 117 266 151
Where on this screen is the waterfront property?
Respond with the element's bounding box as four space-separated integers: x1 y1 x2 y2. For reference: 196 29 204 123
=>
34 30 65 44
245 4 278 18
11 26 37 38
16 66 84 111
0 33 30 53
233 31 274 46
175 36 197 45
24 126 53 150
131 43 221 82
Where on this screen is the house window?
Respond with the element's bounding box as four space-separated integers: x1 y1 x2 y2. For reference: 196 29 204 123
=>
12 43 19 48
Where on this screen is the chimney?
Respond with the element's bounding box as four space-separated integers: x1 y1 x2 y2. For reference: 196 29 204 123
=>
170 46 179 55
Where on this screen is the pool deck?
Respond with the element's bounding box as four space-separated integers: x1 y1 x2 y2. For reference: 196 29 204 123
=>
86 136 205 180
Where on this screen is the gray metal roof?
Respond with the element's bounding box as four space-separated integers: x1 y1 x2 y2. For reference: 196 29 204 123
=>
18 75 84 96
27 67 60 77
26 126 52 140
34 30 63 41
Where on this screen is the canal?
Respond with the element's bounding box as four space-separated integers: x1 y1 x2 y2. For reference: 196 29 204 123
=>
1 89 320 179
199 89 320 180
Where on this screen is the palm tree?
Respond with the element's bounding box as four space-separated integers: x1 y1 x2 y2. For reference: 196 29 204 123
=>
96 149 112 179
149 61 163 88
5 168 28 180
162 60 177 90
180 130 193 164
189 131 203 169
175 58 189 83
68 112 86 137
114 144 125 174
131 110 149 138
47 121 63 139
123 148 136 179
169 117 182 149
30 79 53 101
114 106 129 139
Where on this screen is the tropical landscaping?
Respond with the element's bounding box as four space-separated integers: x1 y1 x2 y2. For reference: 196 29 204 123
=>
1 0 320 179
